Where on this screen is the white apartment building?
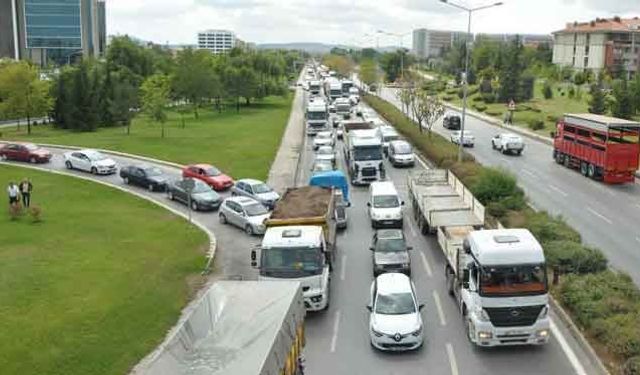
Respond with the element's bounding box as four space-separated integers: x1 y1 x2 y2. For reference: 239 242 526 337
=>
552 17 640 74
412 29 470 59
197 29 242 54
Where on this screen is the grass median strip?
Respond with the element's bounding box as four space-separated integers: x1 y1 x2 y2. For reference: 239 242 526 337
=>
0 164 208 375
365 93 640 374
3 95 293 181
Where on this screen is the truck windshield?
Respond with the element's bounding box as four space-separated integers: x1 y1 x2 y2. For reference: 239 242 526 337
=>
353 146 382 161
479 264 547 297
261 247 324 278
375 292 416 315
308 111 326 120
330 89 342 97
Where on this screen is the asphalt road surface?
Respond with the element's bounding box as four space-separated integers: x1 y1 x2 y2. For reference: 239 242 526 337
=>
1 92 600 374
376 86 640 287
298 94 597 375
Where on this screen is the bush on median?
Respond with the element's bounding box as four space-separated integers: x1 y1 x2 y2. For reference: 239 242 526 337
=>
624 356 640 375
545 240 608 275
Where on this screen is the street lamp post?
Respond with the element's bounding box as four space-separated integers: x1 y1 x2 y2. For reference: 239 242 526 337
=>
440 0 503 162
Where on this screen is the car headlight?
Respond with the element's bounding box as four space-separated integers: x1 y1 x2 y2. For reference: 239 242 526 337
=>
371 327 384 337
411 326 423 336
476 307 491 322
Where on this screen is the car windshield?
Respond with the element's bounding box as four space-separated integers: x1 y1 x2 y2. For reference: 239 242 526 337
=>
252 183 272 194
317 133 332 139
25 144 39 151
394 143 412 154
353 146 382 161
261 247 323 278
143 167 163 177
308 111 326 120
375 292 416 315
376 238 407 252
313 162 333 171
86 152 106 161
373 195 399 208
191 180 211 193
204 167 220 176
480 264 548 297
245 203 268 216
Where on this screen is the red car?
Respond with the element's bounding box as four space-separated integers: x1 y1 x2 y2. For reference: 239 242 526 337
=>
0 143 52 163
182 164 233 191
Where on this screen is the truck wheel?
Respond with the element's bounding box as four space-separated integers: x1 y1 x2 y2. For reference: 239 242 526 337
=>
466 318 476 344
580 162 588 176
563 155 571 168
446 270 455 296
516 150 522 156
492 142 496 150
501 147 507 155
587 164 596 179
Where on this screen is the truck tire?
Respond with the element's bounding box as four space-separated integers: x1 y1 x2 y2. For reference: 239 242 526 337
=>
446 269 455 296
563 155 571 168
587 164 596 179
580 162 588 176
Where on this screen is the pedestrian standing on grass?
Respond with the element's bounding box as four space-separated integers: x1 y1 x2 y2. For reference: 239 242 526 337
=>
7 181 19 208
20 178 33 208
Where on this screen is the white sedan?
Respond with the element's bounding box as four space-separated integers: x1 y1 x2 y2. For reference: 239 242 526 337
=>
313 131 334 150
63 149 117 175
450 130 475 147
492 133 525 155
368 273 424 351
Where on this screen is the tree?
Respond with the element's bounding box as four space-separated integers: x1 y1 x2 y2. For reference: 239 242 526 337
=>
379 49 413 83
0 61 52 135
322 54 353 77
140 74 171 138
396 83 413 115
498 37 524 102
359 59 378 88
409 88 445 134
588 80 607 115
629 72 640 115
109 76 137 134
542 81 553 99
172 49 218 118
610 78 633 120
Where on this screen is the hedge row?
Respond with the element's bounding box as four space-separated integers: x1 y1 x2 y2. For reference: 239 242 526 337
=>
365 93 637 373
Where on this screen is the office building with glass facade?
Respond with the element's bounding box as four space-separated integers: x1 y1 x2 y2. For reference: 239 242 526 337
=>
0 0 106 65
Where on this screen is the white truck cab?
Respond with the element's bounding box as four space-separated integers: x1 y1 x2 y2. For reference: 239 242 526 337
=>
459 229 550 347
256 226 330 311
306 100 329 135
344 129 385 185
368 181 404 228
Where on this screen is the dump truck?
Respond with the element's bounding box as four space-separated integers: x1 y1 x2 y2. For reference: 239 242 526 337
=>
251 186 338 311
408 170 550 347
407 169 484 234
132 281 306 375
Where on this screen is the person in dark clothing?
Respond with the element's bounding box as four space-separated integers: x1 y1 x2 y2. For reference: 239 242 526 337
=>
19 179 33 208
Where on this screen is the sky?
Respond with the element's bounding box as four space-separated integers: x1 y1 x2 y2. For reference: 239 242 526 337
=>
105 0 639 47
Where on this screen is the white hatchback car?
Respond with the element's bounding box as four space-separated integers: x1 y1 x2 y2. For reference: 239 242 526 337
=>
450 130 475 147
219 196 271 235
313 131 334 150
368 273 424 351
63 149 117 175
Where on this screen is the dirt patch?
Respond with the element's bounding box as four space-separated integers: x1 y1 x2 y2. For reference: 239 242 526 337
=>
271 186 331 219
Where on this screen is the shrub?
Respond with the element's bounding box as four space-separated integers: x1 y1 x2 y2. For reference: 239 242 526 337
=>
472 103 487 112
573 72 587 85
568 85 576 98
457 89 464 99
591 314 640 358
624 356 640 375
470 168 524 206
472 96 484 102
528 118 545 130
545 240 608 275
485 110 501 116
546 114 557 122
523 211 581 243
446 88 458 95
442 95 454 101
543 82 553 99
481 93 496 103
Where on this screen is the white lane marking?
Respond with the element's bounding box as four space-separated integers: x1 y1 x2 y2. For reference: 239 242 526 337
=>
550 319 587 375
340 255 347 281
419 251 433 278
330 310 341 353
522 168 537 178
445 343 459 375
586 206 613 225
432 290 446 326
548 184 569 197
416 155 430 170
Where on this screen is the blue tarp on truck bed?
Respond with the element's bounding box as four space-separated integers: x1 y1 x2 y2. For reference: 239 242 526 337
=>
309 170 349 203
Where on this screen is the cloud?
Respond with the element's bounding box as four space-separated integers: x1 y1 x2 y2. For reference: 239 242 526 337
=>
105 0 640 45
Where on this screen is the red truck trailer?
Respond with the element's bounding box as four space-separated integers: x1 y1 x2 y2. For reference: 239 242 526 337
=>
552 114 640 183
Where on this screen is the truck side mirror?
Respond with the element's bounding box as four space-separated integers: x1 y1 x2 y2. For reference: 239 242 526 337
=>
250 249 258 268
463 239 471 254
401 201 405 206
369 246 374 251
418 304 425 311
462 269 470 289
366 305 372 312
407 246 414 251
366 202 371 207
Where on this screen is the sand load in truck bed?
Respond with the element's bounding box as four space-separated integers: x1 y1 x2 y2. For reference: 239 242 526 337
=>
271 186 332 219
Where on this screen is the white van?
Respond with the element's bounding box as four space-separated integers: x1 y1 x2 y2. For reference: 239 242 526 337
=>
367 181 404 228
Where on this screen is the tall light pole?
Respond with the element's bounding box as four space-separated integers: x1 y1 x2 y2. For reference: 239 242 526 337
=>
440 0 503 162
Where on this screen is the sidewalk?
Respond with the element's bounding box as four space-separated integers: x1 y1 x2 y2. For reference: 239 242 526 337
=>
266 81 306 193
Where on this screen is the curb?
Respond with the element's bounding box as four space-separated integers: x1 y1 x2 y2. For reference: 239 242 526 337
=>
0 146 216 273
549 296 611 375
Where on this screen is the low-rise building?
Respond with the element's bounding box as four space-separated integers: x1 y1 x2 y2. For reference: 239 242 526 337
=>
197 29 243 54
552 17 640 75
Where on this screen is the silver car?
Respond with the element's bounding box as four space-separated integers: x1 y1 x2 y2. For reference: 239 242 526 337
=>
315 145 336 168
231 179 280 210
219 196 271 235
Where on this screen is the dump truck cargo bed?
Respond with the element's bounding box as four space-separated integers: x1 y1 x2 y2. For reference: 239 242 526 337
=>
270 186 332 220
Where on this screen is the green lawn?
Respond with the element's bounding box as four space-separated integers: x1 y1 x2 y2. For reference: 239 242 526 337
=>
3 95 293 181
0 164 208 375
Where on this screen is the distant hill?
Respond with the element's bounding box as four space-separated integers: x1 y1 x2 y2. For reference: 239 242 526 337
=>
257 42 404 53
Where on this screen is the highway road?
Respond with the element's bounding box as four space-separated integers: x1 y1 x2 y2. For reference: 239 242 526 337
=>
376 85 640 286
298 92 598 374
1 87 601 374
